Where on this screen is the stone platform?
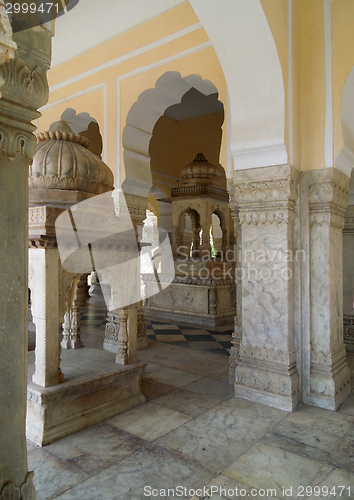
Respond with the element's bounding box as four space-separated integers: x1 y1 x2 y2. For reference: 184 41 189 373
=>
26 348 146 446
142 271 236 327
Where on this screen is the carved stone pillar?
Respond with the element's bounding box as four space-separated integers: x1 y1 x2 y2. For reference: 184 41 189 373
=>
116 308 129 365
29 241 64 387
137 303 148 350
61 274 86 349
104 309 120 353
233 165 301 411
0 16 50 499
305 169 351 410
343 206 354 349
228 192 241 384
114 306 139 365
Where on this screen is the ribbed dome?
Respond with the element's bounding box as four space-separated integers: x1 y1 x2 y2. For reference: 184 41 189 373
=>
29 121 114 194
180 153 220 186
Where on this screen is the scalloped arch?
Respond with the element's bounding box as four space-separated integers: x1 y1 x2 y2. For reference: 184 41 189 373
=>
122 72 222 198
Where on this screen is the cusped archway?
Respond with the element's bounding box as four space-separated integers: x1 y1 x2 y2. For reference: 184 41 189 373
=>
122 71 223 199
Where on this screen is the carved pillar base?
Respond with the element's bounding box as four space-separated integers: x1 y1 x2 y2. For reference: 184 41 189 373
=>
233 165 301 411
305 169 351 410
235 348 300 411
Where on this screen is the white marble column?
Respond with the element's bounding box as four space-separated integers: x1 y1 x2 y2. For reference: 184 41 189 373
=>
61 274 86 349
0 18 51 499
233 165 301 411
305 169 351 410
29 244 64 387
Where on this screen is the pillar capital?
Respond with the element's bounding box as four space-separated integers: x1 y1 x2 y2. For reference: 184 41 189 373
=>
307 168 349 212
233 164 300 206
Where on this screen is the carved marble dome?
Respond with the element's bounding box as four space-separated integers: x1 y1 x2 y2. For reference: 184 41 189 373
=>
29 121 114 194
180 153 222 187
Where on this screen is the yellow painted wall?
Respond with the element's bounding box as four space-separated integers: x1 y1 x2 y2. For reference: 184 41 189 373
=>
39 2 228 190
40 0 354 177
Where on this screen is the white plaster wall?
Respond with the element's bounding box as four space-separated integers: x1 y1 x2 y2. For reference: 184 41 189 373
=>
51 0 185 67
189 0 287 170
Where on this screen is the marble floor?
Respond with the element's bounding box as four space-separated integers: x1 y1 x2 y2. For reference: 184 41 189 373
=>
80 298 233 356
27 295 354 500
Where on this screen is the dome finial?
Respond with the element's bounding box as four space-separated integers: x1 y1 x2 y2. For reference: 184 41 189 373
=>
193 153 207 162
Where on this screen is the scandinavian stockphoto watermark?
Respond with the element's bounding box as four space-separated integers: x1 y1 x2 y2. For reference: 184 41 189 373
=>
175 245 306 282
55 191 175 311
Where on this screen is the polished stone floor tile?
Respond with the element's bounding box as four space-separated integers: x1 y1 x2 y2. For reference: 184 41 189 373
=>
284 404 354 437
223 443 322 499
304 465 354 500
344 422 354 442
181 329 211 335
143 362 164 374
153 387 220 418
269 419 340 453
54 444 214 500
204 474 283 500
211 334 233 342
156 334 187 342
261 430 331 464
141 377 177 401
138 341 229 380
26 439 40 454
80 319 104 325
183 377 234 401
155 398 286 473
144 366 202 387
80 333 104 349
107 402 191 441
326 435 354 473
190 341 223 350
27 448 88 500
45 422 147 475
339 394 354 416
